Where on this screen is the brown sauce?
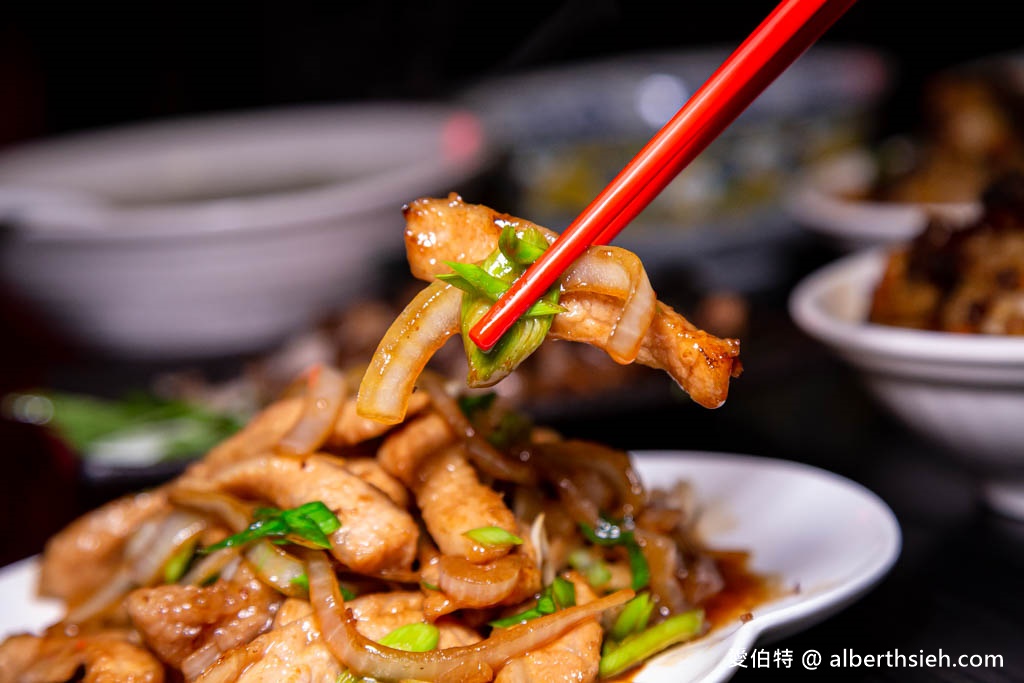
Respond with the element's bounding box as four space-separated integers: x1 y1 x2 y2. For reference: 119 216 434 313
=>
702 549 788 630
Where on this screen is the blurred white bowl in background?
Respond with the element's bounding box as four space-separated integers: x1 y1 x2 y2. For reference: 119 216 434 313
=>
785 148 981 252
0 103 491 359
789 248 1024 517
460 44 892 290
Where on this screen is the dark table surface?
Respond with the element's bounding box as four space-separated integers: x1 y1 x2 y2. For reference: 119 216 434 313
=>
2 230 1021 682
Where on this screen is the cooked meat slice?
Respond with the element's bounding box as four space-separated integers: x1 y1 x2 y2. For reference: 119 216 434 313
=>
39 490 169 605
413 445 518 563
343 457 410 508
125 564 280 670
178 454 418 573
0 631 164 683
271 598 313 628
402 193 550 283
202 398 303 468
192 616 341 683
551 297 741 409
377 411 455 486
346 591 481 647
400 194 741 409
495 572 603 683
196 593 480 683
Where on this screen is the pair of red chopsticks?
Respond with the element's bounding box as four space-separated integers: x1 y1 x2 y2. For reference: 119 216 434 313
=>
470 0 858 351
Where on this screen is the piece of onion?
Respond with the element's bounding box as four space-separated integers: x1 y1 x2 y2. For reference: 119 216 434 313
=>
278 364 348 455
170 488 253 532
529 513 554 587
436 555 522 608
63 568 136 624
357 281 462 424
245 539 309 598
182 640 223 680
181 546 241 586
309 550 633 681
125 510 207 586
559 246 656 364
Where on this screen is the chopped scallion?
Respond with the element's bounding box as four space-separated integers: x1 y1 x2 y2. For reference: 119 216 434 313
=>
378 622 440 652
463 526 523 547
599 609 705 678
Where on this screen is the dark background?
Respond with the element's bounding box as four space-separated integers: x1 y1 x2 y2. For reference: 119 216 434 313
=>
2 3 1023 681
2 1 1023 148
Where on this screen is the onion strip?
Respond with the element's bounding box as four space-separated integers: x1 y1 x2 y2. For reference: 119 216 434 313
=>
309 550 633 681
278 364 348 455
244 540 309 598
436 555 522 607
357 281 461 424
126 510 206 586
559 245 656 364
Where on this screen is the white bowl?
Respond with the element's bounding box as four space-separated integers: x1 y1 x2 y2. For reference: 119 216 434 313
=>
789 248 1024 517
784 148 981 252
0 103 491 359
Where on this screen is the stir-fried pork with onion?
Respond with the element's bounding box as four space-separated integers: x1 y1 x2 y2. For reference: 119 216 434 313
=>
0 197 758 682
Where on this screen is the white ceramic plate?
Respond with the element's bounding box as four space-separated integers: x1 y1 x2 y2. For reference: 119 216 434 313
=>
0 452 901 682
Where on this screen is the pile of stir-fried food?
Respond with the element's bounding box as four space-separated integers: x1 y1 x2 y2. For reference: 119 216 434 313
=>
869 171 1024 334
0 196 747 682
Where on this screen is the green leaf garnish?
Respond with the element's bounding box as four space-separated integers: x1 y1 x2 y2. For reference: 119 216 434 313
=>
378 623 440 652
456 392 498 417
551 576 577 610
290 573 310 592
498 224 549 265
163 539 197 584
609 592 655 641
599 609 705 678
580 516 650 591
488 576 576 628
438 265 563 317
463 526 524 547
201 501 340 554
568 548 612 589
438 227 563 388
421 580 440 592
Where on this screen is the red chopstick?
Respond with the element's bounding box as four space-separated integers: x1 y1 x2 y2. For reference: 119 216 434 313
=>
469 0 858 351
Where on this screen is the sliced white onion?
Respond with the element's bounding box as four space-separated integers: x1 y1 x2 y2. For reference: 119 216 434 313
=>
436 555 522 608
63 567 136 624
356 281 462 424
560 245 656 364
529 513 554 587
170 488 252 532
182 640 223 681
126 510 206 586
309 549 633 681
278 364 348 455
244 540 308 598
181 546 241 586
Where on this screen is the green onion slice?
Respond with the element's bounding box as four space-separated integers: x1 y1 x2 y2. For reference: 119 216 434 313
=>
201 501 340 554
463 526 524 547
378 622 440 652
599 609 706 678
